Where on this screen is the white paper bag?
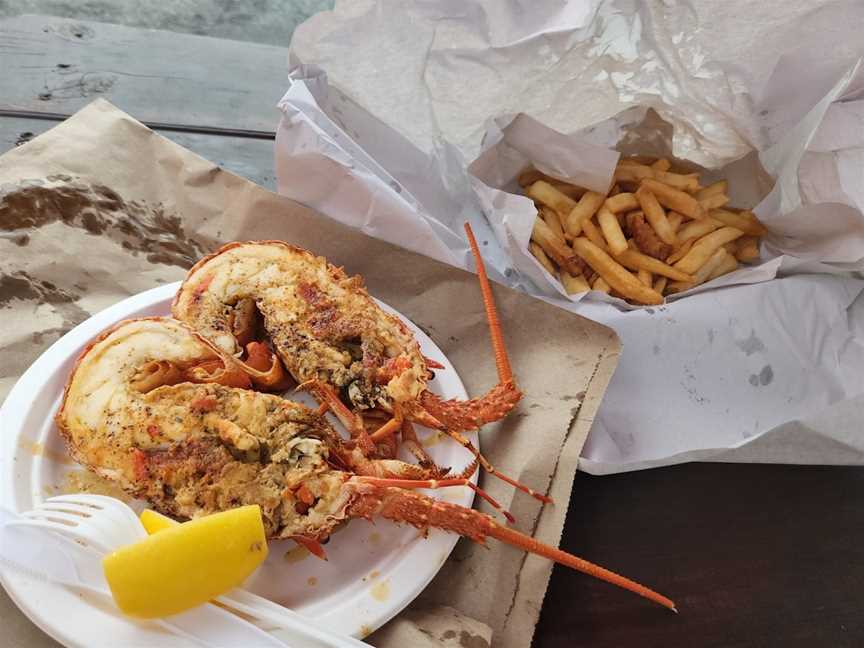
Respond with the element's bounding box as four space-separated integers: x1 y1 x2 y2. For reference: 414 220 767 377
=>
279 0 864 473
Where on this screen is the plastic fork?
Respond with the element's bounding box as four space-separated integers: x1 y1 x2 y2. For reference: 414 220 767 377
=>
1 507 288 648
7 494 371 648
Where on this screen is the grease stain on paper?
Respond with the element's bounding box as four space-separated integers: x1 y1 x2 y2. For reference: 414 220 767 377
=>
459 631 490 648
749 365 774 386
0 271 88 334
0 178 210 268
734 329 765 356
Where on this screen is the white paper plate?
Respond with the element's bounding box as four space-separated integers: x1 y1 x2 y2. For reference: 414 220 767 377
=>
0 282 476 646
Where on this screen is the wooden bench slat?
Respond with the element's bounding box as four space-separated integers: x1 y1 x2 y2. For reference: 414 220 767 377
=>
0 15 289 133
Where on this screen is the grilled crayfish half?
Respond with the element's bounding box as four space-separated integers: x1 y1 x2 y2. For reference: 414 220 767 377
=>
56 317 674 611
171 228 542 501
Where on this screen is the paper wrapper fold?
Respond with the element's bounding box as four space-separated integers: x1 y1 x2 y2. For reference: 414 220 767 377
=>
0 100 619 648
281 0 864 479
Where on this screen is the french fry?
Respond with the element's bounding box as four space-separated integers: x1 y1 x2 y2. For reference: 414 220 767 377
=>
677 217 722 243
665 237 696 265
592 276 611 294
637 269 652 287
604 192 639 214
617 160 701 190
551 181 586 200
518 157 762 305
591 275 612 295
735 235 761 262
613 163 654 185
696 180 728 200
653 170 701 193
572 237 664 305
640 178 706 220
530 241 558 277
636 186 677 245
561 272 590 295
709 209 768 236
619 156 656 166
518 168 546 187
691 248 729 285
581 216 608 251
597 206 629 255
564 191 605 237
665 280 691 295
532 217 585 276
699 193 729 210
708 251 739 279
527 181 577 218
540 206 565 241
613 248 694 282
673 227 745 274
668 247 728 294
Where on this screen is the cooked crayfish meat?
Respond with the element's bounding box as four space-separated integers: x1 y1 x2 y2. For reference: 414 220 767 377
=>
172 228 543 502
56 317 675 611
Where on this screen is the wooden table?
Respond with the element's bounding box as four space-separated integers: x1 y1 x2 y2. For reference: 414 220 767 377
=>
3 14 862 648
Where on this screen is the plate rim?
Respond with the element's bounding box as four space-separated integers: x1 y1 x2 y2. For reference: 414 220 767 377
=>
0 281 476 646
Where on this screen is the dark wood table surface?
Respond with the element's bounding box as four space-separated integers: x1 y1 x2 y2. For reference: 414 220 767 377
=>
535 462 864 647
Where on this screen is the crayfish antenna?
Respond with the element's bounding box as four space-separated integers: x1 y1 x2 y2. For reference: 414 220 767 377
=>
484 523 677 612
347 485 676 612
464 222 514 387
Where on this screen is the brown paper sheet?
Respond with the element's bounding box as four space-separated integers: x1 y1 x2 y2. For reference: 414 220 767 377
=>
0 99 620 647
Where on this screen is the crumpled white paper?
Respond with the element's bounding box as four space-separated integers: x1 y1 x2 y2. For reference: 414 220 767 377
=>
278 0 864 473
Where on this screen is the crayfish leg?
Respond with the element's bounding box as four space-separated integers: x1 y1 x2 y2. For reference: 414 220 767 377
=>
399 421 449 478
290 535 328 561
442 427 552 504
355 475 515 524
298 379 376 456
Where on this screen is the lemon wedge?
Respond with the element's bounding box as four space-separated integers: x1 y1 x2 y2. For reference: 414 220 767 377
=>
140 508 178 534
103 505 268 618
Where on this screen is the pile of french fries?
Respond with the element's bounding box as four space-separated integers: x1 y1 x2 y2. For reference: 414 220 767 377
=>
522 156 767 305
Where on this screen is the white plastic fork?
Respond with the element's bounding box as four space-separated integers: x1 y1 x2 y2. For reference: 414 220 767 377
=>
0 507 288 648
8 494 370 648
